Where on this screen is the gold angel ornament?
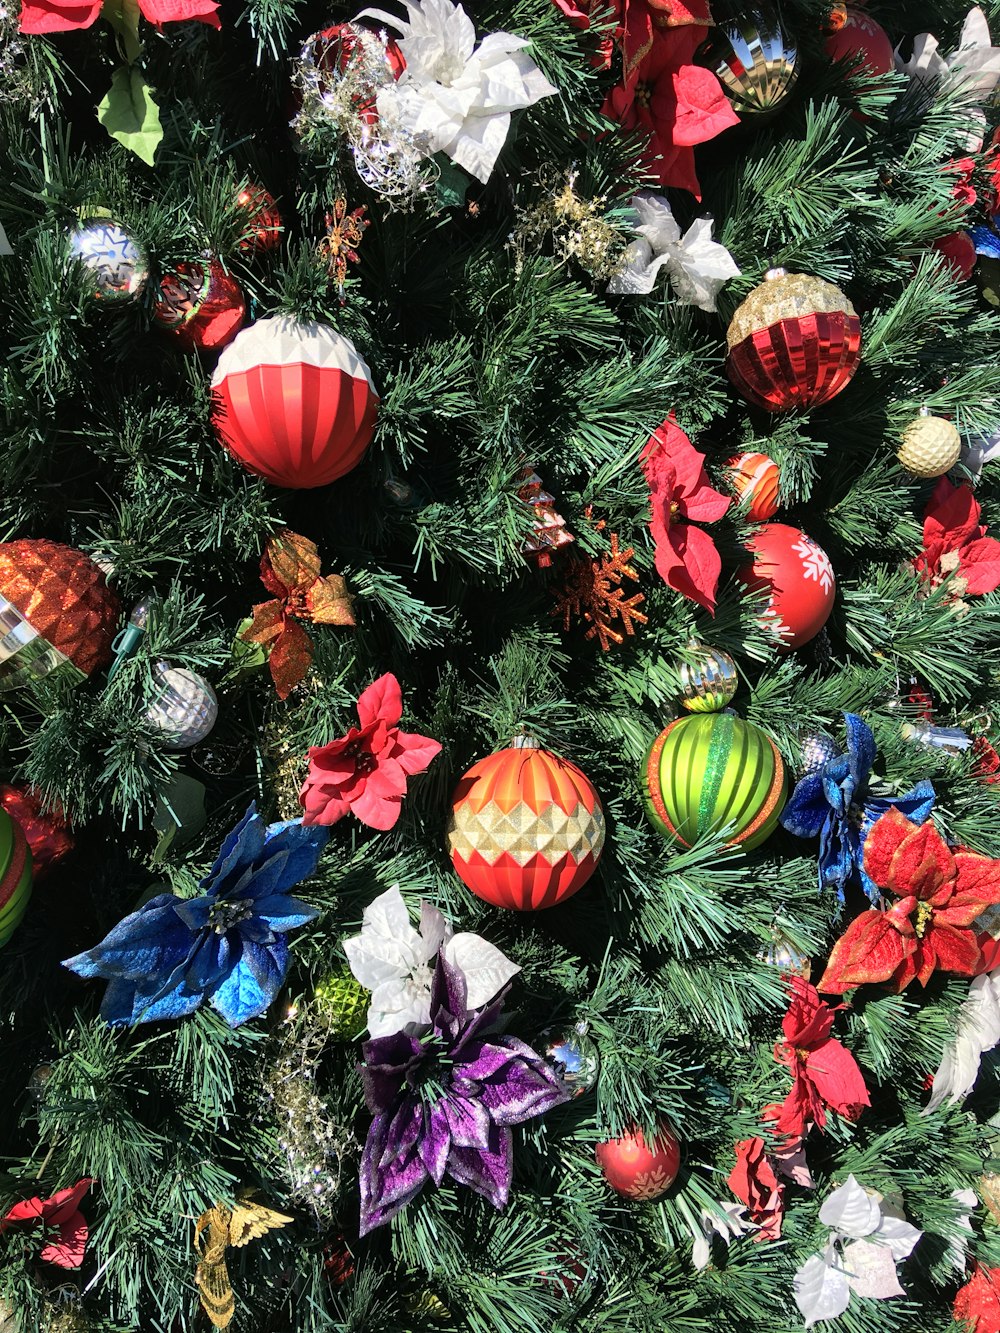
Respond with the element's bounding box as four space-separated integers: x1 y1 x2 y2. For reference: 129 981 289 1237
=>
194 1200 293 1328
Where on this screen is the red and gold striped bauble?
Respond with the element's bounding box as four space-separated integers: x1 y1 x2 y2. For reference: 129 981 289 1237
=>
446 743 605 911
210 316 378 489
726 270 861 413
725 452 780 521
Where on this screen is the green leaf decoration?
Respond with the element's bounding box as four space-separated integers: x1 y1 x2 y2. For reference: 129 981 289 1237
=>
431 151 472 210
97 66 162 166
101 0 142 63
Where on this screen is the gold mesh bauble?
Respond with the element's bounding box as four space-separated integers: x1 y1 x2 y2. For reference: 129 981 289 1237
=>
897 415 961 478
313 965 369 1039
0 539 120 688
677 643 738 713
727 270 857 349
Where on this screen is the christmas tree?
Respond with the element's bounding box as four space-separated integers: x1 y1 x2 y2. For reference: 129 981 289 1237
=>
4 0 1000 1327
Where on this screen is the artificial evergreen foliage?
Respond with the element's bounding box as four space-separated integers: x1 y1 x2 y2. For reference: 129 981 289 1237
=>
3 0 1000 1329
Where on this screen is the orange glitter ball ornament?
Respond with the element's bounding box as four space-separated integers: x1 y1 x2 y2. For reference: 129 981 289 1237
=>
0 539 120 688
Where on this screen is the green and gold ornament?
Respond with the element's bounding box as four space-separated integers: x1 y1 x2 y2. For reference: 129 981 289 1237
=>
0 805 33 946
645 662 785 849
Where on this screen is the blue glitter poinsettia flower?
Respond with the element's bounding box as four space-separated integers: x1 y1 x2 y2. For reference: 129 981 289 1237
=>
780 713 935 905
63 805 328 1028
358 954 569 1235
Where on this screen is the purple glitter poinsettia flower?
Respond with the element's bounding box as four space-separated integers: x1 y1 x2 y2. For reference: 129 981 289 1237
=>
358 954 569 1234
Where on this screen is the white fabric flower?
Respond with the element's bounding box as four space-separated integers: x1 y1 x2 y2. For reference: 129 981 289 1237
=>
926 965 1000 1112
607 193 740 311
895 7 1000 100
342 884 520 1036
691 1201 754 1270
367 0 556 183
961 425 1000 481
794 1177 922 1328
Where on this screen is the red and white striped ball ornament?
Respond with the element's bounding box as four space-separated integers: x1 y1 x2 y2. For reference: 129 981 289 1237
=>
210 316 378 489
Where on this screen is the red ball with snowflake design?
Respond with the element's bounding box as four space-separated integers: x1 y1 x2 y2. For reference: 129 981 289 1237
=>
737 522 835 651
595 1126 680 1200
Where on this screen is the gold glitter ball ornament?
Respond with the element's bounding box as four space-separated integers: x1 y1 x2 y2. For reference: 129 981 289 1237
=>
678 643 738 713
897 415 961 479
313 965 369 1039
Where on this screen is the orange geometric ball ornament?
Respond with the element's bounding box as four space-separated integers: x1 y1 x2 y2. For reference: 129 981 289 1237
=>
0 539 120 689
446 742 605 911
726 452 780 521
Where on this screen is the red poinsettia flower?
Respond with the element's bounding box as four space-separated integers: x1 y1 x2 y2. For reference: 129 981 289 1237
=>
948 157 978 208
602 27 738 197
640 417 731 612
764 978 869 1144
300 673 441 831
913 478 1000 597
955 1262 1000 1332
242 530 355 701
727 1137 783 1242
19 0 218 34
0 1179 93 1268
817 808 1000 994
551 0 620 67
973 735 1000 785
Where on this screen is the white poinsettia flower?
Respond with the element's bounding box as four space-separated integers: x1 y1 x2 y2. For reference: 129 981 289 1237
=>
342 884 520 1036
607 193 740 311
370 0 557 183
961 425 1000 481
896 7 1000 100
926 965 1000 1112
691 1201 754 1270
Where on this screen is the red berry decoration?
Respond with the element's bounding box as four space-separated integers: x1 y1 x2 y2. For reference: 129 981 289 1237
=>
726 269 862 413
0 539 120 689
0 785 73 879
725 452 780 521
737 522 836 651
596 1126 680 1200
153 260 246 355
825 5 893 74
210 316 378 489
446 741 605 911
235 183 282 254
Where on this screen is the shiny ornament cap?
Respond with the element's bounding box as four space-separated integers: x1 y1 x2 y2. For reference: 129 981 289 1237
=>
0 539 120 678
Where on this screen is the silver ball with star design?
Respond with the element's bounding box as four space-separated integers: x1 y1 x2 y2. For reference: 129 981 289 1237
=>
68 217 149 303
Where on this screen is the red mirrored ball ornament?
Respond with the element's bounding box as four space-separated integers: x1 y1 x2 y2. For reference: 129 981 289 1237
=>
737 522 836 651
0 785 73 879
596 1126 681 1200
235 183 282 254
726 269 862 412
446 743 605 911
210 316 378 489
153 260 246 354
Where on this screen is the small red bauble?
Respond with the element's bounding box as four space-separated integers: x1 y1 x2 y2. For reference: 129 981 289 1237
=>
726 270 862 413
210 316 378 489
596 1126 680 1200
824 6 893 73
933 231 977 281
0 785 73 879
737 522 836 651
153 260 246 354
446 742 605 911
725 452 780 520
236 183 282 254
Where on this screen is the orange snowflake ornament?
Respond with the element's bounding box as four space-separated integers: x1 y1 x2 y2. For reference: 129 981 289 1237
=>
552 531 647 650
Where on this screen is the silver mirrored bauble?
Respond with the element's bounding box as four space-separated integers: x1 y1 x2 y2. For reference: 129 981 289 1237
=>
539 1022 599 1098
760 931 811 979
678 644 739 713
797 729 839 777
68 218 149 303
700 13 798 114
144 662 218 749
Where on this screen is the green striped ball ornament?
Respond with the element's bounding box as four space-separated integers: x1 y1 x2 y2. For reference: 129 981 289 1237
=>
643 713 786 851
0 806 33 947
